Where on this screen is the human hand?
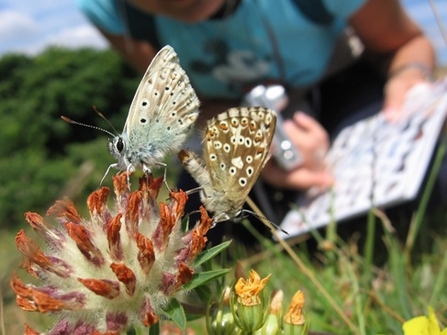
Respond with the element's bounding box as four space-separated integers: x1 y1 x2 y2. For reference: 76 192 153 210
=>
382 63 433 121
261 112 333 190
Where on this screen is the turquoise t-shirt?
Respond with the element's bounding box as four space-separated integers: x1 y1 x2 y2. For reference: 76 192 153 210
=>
77 0 365 99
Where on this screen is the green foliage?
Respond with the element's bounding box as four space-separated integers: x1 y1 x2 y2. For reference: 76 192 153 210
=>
184 269 231 291
0 47 140 228
241 210 447 335
161 298 187 330
194 240 233 267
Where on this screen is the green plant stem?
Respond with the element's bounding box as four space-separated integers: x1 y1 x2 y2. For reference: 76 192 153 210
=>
406 139 446 254
429 248 447 306
363 209 376 280
383 226 412 320
147 323 160 335
346 256 366 335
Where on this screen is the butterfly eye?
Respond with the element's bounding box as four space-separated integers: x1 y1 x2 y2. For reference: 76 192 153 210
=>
116 138 125 152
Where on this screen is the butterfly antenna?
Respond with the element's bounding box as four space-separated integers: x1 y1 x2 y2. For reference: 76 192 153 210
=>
242 209 289 235
61 116 116 138
93 106 121 135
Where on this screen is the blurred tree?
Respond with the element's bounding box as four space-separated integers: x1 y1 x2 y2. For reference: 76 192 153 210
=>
0 48 140 228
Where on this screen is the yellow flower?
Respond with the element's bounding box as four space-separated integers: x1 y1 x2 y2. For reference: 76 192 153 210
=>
10 172 211 334
234 270 271 306
284 290 305 325
283 290 309 335
403 307 447 335
231 270 271 332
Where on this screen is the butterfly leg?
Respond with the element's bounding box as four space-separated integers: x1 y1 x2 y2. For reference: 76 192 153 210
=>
211 212 232 227
149 162 173 192
184 186 205 196
138 163 154 191
124 164 137 189
101 163 119 186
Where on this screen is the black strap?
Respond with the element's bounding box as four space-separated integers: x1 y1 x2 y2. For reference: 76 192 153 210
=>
119 0 333 47
293 0 334 25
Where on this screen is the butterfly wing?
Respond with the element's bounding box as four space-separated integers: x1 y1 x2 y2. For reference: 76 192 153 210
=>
203 107 277 215
122 45 200 168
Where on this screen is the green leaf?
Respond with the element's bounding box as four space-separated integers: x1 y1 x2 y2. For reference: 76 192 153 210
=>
193 240 232 267
193 283 213 303
161 298 186 330
147 322 160 335
183 269 230 291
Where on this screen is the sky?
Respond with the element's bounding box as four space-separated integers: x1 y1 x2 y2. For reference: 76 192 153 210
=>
0 0 446 64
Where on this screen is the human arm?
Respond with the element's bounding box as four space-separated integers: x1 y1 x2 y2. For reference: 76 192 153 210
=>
262 0 436 190
349 0 436 120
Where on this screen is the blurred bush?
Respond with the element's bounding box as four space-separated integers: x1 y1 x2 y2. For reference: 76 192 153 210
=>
0 47 142 229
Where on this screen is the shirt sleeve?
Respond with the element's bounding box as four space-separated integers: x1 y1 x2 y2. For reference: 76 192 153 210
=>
322 0 366 19
76 0 125 34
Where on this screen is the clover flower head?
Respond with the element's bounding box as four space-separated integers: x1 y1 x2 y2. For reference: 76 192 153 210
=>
11 172 212 334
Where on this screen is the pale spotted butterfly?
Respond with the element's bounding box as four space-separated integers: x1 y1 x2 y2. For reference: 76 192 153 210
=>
63 45 200 184
179 106 280 226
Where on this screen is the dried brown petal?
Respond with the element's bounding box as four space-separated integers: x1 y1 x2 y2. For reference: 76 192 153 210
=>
15 230 47 266
47 197 81 224
110 263 136 296
188 207 211 261
154 202 175 250
65 222 104 266
87 187 110 216
149 176 163 198
78 278 120 299
197 206 212 236
25 212 65 248
169 190 187 222
126 191 142 238
177 262 193 287
177 206 211 264
19 258 39 277
138 173 163 199
16 296 37 312
161 262 194 295
112 172 130 196
136 233 155 275
10 272 33 299
32 289 67 313
24 324 39 335
15 230 70 278
140 297 159 327
107 213 123 261
13 273 70 313
24 212 46 231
